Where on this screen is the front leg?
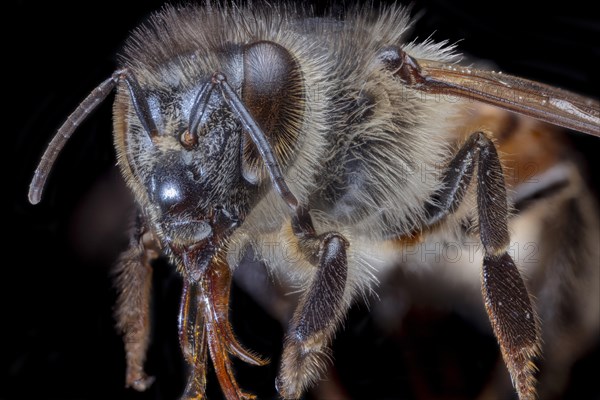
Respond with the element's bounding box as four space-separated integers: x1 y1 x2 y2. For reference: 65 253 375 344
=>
277 208 349 399
113 213 160 391
426 132 540 400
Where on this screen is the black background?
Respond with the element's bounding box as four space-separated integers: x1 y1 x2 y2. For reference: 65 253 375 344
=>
7 1 599 399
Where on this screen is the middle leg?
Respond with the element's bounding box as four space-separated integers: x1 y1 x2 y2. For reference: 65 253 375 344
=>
424 131 540 400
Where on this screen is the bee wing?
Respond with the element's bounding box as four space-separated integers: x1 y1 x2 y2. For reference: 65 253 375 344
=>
406 58 600 137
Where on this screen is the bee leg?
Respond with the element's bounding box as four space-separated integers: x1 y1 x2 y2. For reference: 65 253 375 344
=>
476 133 540 400
424 132 477 225
276 208 349 399
113 214 160 391
426 132 540 400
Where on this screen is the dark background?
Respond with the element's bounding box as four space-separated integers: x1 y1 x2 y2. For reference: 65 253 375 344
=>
6 1 599 399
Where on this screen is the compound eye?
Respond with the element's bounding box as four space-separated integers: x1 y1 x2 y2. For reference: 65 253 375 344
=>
242 41 300 134
241 41 304 183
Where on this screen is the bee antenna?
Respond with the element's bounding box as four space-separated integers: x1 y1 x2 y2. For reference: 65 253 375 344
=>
213 72 299 211
28 70 125 205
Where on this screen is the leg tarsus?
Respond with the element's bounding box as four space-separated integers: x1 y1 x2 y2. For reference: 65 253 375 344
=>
295 234 348 337
482 254 539 400
277 232 349 399
113 216 159 392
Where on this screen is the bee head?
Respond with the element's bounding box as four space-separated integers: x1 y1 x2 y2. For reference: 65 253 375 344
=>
27 40 304 277
113 41 304 269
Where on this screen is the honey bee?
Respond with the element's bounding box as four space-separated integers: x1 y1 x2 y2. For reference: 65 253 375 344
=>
27 2 599 400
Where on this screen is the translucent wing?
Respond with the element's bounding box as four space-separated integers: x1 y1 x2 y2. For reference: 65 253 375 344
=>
395 51 599 137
